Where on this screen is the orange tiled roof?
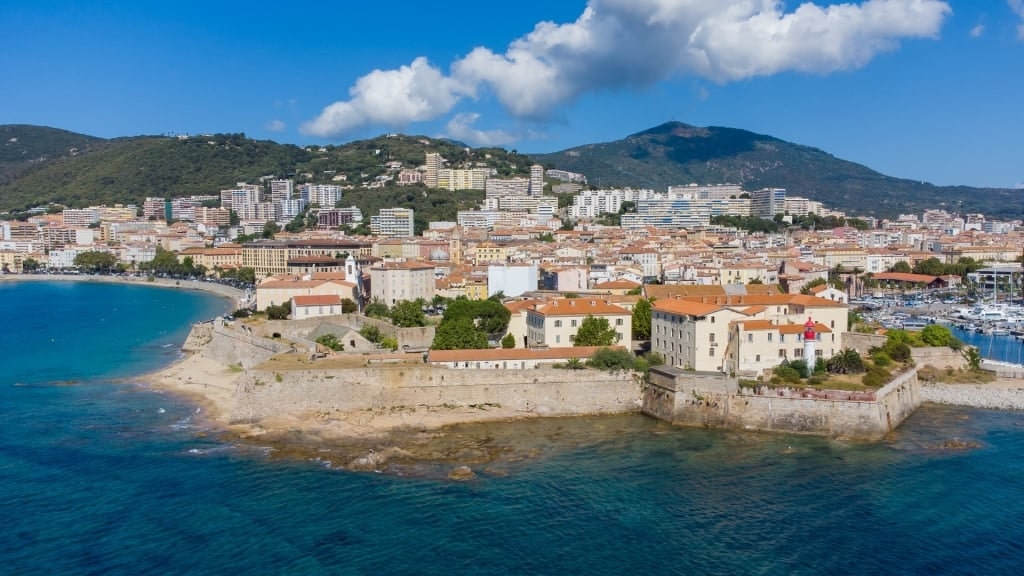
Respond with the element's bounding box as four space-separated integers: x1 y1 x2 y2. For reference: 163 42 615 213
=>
652 300 724 317
429 346 626 363
293 294 342 306
530 299 631 317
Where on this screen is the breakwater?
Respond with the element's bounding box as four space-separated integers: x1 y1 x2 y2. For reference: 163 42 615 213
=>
921 382 1024 410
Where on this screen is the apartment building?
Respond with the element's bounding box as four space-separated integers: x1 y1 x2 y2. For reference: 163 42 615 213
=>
370 208 415 237
242 239 371 278
368 260 434 305
525 299 632 348
652 293 847 374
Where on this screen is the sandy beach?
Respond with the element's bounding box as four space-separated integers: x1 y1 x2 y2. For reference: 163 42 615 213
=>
0 273 246 307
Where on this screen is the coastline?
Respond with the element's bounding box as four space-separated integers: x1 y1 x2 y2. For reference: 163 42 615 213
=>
0 273 246 309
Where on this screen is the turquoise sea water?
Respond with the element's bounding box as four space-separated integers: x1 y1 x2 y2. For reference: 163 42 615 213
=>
4 281 1024 575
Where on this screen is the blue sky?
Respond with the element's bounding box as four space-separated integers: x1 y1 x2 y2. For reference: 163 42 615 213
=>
2 0 1023 189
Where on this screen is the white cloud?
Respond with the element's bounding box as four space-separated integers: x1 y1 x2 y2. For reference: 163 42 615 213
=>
970 24 985 38
264 119 286 132
305 0 952 136
444 113 518 147
300 57 470 137
1010 0 1024 39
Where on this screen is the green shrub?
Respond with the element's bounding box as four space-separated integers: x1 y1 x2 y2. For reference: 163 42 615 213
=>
871 350 892 367
774 365 802 383
885 341 911 362
862 365 892 387
587 348 637 371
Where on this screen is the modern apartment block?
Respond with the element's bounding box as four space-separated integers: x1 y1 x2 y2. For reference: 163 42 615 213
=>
370 208 415 237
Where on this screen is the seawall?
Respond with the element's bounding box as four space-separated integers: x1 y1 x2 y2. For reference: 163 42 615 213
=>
921 382 1024 410
643 367 922 439
231 366 642 425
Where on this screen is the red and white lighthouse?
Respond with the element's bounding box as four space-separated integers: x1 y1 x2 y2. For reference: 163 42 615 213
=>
803 317 816 376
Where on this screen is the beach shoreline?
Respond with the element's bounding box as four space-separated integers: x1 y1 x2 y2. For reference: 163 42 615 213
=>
0 272 246 308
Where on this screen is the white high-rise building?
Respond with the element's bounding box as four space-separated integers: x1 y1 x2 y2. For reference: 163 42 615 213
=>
529 164 544 196
370 208 415 237
750 188 786 219
425 152 443 188
269 179 294 203
298 184 344 207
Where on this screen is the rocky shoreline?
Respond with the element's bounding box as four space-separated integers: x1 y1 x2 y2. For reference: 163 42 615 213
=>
921 380 1024 411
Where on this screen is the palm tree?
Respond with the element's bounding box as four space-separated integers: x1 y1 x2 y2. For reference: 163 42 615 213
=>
827 348 865 374
565 357 585 370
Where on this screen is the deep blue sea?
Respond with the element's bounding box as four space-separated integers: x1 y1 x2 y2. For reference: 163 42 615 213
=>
4 281 1024 575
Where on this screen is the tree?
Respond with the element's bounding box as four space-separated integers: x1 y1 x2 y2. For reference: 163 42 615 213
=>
913 257 945 277
800 278 827 295
22 257 40 272
441 299 511 340
432 317 489 350
363 298 389 319
826 348 866 374
963 346 981 371
315 334 344 351
261 221 280 239
237 267 256 284
920 324 956 347
74 250 118 272
266 301 290 320
147 246 181 275
889 261 912 274
501 333 516 349
340 298 358 313
359 324 383 343
574 315 617 347
564 357 585 370
389 299 427 327
632 298 652 340
587 348 636 371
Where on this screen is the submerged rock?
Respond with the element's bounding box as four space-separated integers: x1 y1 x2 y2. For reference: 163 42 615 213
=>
940 438 981 450
448 466 477 481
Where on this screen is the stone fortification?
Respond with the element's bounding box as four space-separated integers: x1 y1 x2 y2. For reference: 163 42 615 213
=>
195 322 292 369
254 315 435 349
911 347 968 371
644 366 922 439
231 366 641 424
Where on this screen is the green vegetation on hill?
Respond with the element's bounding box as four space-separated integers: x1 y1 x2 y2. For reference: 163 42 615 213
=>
533 121 1023 219
0 132 312 211
303 134 534 184
4 121 1020 220
0 125 106 186
341 185 484 235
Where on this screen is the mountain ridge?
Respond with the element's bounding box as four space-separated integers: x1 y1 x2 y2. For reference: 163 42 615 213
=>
0 122 1019 219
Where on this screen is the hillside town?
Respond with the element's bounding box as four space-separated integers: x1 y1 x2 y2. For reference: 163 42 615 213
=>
2 150 1023 384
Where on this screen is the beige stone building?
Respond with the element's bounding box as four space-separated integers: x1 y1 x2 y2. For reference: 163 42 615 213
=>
525 298 632 348
256 278 357 310
368 261 434 306
652 293 847 374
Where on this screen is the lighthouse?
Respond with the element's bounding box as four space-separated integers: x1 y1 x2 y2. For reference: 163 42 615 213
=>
803 317 816 376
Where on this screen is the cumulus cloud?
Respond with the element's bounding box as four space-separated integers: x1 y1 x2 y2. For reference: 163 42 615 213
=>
445 113 519 147
1011 0 1024 39
305 0 952 136
264 119 286 132
301 57 469 137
